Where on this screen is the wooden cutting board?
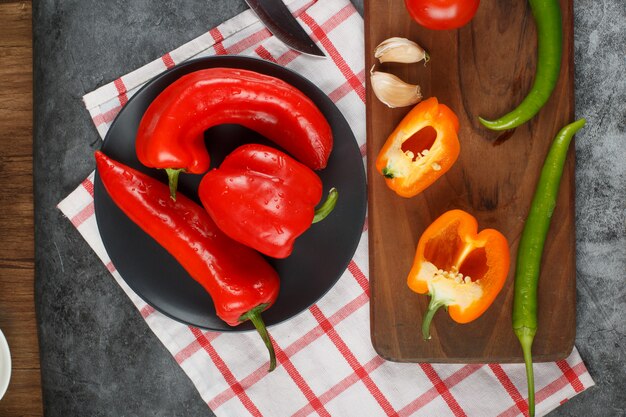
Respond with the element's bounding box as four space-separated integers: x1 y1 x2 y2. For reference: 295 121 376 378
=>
366 0 576 362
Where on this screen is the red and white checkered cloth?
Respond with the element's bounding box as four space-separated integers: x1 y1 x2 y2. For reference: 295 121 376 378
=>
58 0 594 415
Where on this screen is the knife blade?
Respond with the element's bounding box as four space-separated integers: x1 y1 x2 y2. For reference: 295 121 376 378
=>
244 0 326 57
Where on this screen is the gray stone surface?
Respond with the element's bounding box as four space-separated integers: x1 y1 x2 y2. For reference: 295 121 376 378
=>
33 0 623 416
567 1 626 415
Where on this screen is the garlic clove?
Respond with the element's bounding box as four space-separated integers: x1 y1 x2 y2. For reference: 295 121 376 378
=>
374 37 429 64
370 69 422 108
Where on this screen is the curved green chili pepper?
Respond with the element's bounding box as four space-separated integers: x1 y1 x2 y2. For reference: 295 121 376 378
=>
513 118 586 417
479 0 563 131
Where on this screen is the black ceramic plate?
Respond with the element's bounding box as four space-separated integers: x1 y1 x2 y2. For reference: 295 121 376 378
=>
94 56 367 331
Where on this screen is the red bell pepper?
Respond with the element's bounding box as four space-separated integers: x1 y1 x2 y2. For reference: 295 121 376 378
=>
95 151 280 371
135 68 334 199
198 144 338 259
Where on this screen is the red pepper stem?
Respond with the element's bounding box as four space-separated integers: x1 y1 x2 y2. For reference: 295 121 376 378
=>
515 327 536 417
312 188 338 224
239 303 276 372
421 296 447 340
165 168 184 201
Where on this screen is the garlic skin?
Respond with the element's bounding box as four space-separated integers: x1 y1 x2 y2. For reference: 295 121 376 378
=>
374 37 429 64
370 69 422 108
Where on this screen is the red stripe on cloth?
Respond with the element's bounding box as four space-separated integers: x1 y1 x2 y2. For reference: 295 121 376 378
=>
348 260 369 295
275 49 301 66
300 8 365 103
317 2 357 34
255 45 301 68
276 0 346 65
291 355 386 417
293 0 317 17
420 364 468 417
328 69 365 103
209 27 224 43
497 362 587 417
174 328 220 364
256 46 301 67
208 363 271 409
254 45 278 63
209 27 227 55
489 364 528 415
556 359 585 393
81 178 94 197
189 327 263 417
140 305 155 319
70 202 94 228
359 143 367 157
91 113 106 126
92 105 122 127
310 305 399 417
213 43 228 55
208 292 369 410
225 29 272 55
273 340 332 417
161 53 175 69
105 262 116 273
254 45 301 66
113 78 129 106
398 365 481 417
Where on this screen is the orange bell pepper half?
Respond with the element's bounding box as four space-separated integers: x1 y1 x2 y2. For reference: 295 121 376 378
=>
375 97 460 198
407 210 510 340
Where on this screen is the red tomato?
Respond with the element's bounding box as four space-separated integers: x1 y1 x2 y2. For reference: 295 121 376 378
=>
404 0 480 30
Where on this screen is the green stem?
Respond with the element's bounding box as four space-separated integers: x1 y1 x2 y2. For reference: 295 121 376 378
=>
515 326 536 417
239 303 276 372
422 296 447 340
312 188 338 224
165 168 184 201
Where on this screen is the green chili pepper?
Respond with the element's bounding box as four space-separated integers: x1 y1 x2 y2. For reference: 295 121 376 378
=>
479 0 563 131
513 118 586 417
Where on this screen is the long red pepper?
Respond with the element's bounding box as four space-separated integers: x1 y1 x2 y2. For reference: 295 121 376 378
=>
135 68 334 199
95 151 280 371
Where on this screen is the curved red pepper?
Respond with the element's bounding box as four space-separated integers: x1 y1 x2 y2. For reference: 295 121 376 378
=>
135 68 334 198
199 144 337 259
95 151 280 371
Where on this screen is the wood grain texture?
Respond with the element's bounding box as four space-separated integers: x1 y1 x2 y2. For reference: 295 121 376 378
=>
366 0 575 362
0 1 44 414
